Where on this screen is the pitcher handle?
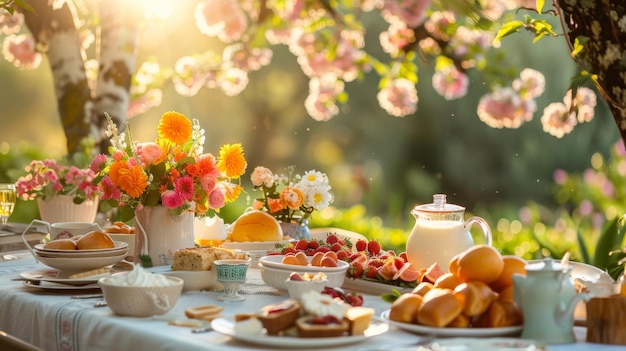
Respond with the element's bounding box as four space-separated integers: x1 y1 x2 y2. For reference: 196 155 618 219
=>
21 220 51 260
465 216 492 246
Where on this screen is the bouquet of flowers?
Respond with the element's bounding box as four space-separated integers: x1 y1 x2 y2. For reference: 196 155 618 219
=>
250 165 333 224
91 111 247 222
15 159 99 204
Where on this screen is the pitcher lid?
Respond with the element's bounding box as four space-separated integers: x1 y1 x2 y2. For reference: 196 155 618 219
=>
525 258 569 272
412 194 465 213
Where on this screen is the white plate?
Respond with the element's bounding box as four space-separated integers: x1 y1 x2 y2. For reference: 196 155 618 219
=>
20 269 110 286
342 278 414 295
211 317 388 348
23 281 101 291
259 255 350 272
35 245 129 258
34 241 128 253
35 252 127 273
380 310 522 337
221 240 292 251
424 338 544 351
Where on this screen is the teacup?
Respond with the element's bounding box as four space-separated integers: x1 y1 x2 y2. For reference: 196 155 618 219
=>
29 219 103 241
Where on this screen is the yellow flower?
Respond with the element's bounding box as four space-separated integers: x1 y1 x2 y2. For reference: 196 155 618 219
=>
218 143 247 178
157 111 192 145
223 183 243 203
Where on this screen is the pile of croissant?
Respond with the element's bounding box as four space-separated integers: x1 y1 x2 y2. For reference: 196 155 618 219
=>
389 245 525 328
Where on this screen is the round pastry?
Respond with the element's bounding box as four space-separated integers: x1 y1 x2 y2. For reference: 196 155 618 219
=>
453 280 498 317
473 299 523 328
230 210 283 242
76 231 115 250
44 239 78 250
295 316 349 338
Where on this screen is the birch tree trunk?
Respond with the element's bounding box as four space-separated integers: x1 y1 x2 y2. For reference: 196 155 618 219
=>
20 0 137 156
558 0 626 143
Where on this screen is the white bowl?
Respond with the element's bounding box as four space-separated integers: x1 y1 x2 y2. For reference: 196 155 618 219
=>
107 235 136 258
161 270 222 292
98 275 183 317
284 278 328 300
35 252 127 273
258 263 346 291
259 255 350 272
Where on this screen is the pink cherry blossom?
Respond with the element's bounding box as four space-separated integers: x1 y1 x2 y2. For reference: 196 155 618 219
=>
379 0 432 27
217 67 249 96
432 65 469 100
0 11 23 35
127 89 163 118
376 78 418 117
477 87 536 129
512 68 546 98
380 22 416 57
540 102 576 138
304 74 344 121
194 0 248 43
172 56 207 97
2 34 42 69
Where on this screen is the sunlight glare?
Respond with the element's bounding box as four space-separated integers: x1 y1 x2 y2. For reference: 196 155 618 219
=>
136 0 175 19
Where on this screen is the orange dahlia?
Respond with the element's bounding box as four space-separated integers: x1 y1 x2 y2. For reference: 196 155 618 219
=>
217 143 247 178
158 111 192 145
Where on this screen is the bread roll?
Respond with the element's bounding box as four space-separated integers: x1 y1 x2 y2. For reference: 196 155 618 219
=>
230 210 283 242
453 281 498 317
44 239 77 250
448 313 470 328
474 300 523 328
417 288 462 327
389 293 423 323
76 231 115 250
411 282 434 296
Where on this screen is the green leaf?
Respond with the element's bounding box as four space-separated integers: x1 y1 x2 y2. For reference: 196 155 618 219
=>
592 217 626 270
536 0 545 13
380 288 402 303
575 228 590 264
493 21 524 44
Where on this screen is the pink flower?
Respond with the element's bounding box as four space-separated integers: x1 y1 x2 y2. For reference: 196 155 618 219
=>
376 78 418 117
194 0 248 43
207 188 226 209
540 102 576 138
161 190 185 209
432 66 469 100
380 22 415 57
218 67 249 96
512 68 546 99
175 176 194 201
250 166 274 187
2 34 42 69
89 154 107 172
200 175 217 194
137 142 162 165
127 89 162 118
379 0 431 27
172 56 206 97
476 87 535 129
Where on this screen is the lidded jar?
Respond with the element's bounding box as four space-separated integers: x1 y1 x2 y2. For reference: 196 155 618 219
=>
405 194 492 272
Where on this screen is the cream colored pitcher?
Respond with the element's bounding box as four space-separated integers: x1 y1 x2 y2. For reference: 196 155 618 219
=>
406 194 492 272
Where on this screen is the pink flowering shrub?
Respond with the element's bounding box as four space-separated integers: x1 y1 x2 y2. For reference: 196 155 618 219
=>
15 159 99 204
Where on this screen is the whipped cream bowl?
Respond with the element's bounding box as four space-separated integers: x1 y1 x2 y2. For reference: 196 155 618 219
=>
98 264 183 317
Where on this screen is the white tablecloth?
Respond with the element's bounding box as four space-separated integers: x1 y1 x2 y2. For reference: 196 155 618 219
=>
0 251 623 351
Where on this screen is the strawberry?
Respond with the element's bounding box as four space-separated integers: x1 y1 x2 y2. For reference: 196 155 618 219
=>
364 264 379 279
336 250 349 261
348 293 364 307
349 252 364 261
322 287 340 299
295 239 309 251
347 262 365 278
315 246 330 253
399 251 409 263
325 234 339 244
368 258 385 268
355 239 367 252
330 242 343 252
307 240 320 250
366 240 381 256
392 257 405 270
281 247 297 255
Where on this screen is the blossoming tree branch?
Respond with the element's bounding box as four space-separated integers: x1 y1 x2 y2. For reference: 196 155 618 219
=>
0 0 624 156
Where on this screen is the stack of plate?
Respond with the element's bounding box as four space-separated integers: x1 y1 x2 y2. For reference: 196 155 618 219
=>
31 241 129 273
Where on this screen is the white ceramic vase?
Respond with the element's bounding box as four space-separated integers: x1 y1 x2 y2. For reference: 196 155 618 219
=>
37 195 99 223
134 206 194 267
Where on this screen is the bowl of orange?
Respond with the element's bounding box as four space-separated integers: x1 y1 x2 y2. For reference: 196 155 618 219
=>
258 253 348 291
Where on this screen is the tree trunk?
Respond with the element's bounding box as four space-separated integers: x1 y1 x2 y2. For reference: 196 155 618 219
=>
21 0 137 157
558 0 626 143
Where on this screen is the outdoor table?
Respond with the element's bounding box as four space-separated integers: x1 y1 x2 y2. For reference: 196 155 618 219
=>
0 250 623 351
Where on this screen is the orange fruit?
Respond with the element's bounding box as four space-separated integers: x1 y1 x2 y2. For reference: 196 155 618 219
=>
379 260 399 281
399 265 421 282
323 251 338 262
433 272 462 290
320 256 338 267
295 252 309 266
311 252 324 266
490 255 527 292
456 245 504 284
281 255 300 266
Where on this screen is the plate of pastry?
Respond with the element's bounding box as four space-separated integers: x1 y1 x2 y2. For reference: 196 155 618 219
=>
20 269 112 285
380 310 522 337
211 316 388 348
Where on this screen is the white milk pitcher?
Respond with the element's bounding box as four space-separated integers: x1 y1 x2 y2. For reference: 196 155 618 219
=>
406 194 492 272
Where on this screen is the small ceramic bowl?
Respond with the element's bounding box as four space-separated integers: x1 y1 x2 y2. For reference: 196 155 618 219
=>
98 275 183 317
284 278 328 300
